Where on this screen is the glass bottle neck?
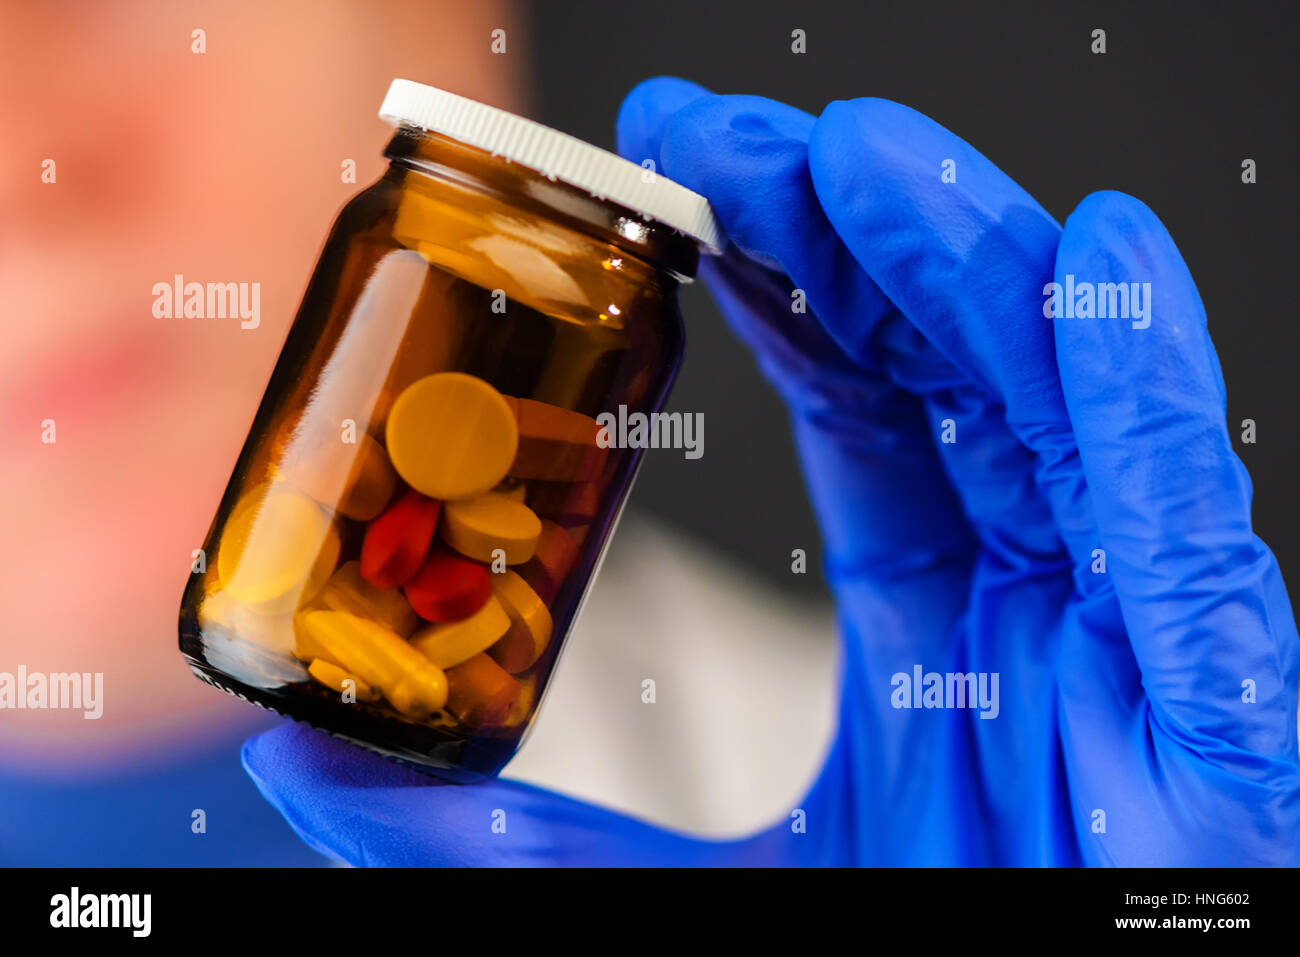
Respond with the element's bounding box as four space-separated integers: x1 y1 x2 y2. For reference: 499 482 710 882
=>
383 128 701 283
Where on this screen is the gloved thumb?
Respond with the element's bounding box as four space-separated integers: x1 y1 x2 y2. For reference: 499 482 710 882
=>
242 723 792 866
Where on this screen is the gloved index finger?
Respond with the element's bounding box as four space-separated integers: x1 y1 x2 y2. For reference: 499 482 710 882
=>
809 97 1063 409
620 80 1069 573
618 78 896 375
616 78 984 661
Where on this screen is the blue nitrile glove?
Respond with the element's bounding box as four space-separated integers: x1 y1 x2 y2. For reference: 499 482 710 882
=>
242 78 1300 866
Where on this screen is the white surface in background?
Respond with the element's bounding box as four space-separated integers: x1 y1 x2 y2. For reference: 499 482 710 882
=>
503 515 840 839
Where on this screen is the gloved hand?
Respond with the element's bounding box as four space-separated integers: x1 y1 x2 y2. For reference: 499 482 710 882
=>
242 78 1300 866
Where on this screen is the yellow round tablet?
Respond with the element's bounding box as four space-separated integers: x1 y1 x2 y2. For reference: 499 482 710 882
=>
385 373 518 501
307 658 381 702
197 588 297 658
494 480 528 503
441 492 542 564
218 483 340 613
500 674 538 728
488 571 552 673
412 597 512 670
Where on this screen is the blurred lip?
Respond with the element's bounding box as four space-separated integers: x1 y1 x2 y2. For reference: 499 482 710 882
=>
1 325 176 437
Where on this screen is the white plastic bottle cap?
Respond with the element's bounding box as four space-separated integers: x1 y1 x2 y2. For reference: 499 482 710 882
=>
379 78 723 254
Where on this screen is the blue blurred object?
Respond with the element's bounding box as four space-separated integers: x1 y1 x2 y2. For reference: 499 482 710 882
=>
1 718 328 866
242 79 1300 865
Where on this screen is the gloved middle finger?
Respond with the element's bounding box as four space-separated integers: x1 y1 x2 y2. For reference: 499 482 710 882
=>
649 86 1068 570
810 97 1098 579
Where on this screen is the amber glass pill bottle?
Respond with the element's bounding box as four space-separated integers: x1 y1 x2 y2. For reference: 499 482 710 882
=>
177 79 720 780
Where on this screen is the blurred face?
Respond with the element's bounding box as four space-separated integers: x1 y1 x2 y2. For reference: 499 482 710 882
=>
0 0 525 767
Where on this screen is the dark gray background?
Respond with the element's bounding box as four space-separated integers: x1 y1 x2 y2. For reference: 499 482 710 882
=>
531 0 1300 598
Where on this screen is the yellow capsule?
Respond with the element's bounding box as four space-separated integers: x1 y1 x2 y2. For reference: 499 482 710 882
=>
441 492 541 564
218 483 340 614
295 610 447 717
314 560 419 638
307 658 381 702
488 571 552 673
412 597 512 669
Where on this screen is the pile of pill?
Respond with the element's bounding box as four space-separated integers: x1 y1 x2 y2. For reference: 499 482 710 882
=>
205 371 605 730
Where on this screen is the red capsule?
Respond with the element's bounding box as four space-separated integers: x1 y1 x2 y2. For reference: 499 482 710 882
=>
403 545 493 622
360 489 441 590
